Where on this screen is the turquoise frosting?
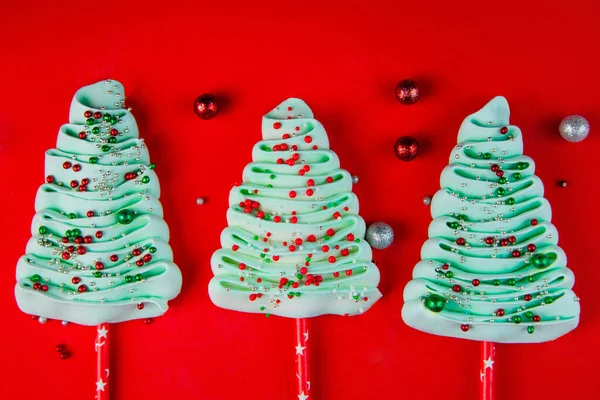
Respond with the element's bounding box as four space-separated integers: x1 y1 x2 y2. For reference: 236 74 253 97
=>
15 80 182 326
209 99 382 318
402 97 580 343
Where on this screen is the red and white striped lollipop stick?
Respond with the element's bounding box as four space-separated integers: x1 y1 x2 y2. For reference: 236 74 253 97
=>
480 341 495 400
295 318 310 400
95 323 110 400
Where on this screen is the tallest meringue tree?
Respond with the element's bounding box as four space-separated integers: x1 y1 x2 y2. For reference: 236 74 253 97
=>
15 80 181 400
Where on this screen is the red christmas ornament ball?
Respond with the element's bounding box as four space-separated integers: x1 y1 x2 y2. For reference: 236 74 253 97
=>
395 79 420 105
193 94 220 120
393 136 420 161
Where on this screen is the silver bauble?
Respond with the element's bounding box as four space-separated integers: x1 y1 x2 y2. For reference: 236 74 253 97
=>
366 222 394 250
559 115 589 142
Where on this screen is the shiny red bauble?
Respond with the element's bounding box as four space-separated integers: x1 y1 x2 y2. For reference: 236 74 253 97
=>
394 79 420 105
394 136 420 161
460 324 470 332
193 94 220 120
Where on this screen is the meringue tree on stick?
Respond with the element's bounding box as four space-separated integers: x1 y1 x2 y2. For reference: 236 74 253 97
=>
402 96 580 399
15 80 181 400
210 98 382 399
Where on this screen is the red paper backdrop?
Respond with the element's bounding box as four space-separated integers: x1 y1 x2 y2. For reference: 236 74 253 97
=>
1 1 599 399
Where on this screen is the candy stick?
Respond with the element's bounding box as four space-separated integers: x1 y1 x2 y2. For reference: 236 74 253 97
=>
480 341 495 400
95 323 110 400
295 318 310 400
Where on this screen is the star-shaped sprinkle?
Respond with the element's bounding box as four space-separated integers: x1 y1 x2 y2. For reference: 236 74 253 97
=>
483 356 494 370
97 326 108 339
298 391 309 400
96 378 107 392
295 342 306 356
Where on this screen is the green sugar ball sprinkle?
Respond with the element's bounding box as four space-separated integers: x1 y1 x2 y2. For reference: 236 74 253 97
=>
117 209 135 225
527 325 535 334
531 253 548 269
424 294 446 313
38 226 48 235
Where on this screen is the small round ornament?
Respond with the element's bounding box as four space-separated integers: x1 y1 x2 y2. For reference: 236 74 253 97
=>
558 180 568 188
196 197 205 205
394 136 420 161
351 175 359 184
117 209 135 224
423 196 431 205
365 222 394 250
395 79 420 105
559 115 589 142
193 94 220 120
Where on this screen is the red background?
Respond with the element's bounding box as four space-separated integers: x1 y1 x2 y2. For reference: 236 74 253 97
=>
1 1 598 399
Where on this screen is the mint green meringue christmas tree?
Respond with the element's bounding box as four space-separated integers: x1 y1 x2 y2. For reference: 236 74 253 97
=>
15 80 182 326
209 98 382 318
402 96 580 343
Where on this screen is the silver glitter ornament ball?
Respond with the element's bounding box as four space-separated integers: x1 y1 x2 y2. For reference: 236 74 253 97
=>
196 197 205 205
423 196 432 205
366 222 394 250
559 115 589 142
351 175 359 184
